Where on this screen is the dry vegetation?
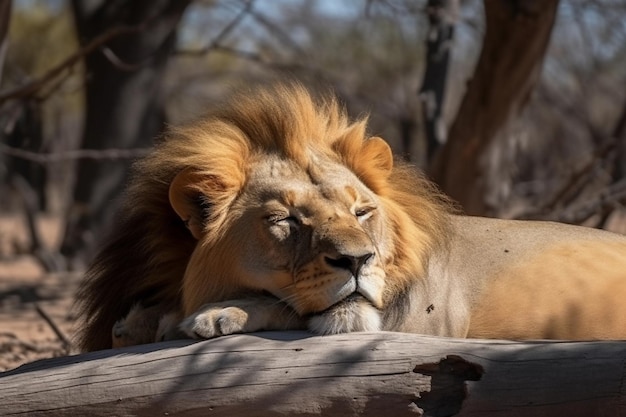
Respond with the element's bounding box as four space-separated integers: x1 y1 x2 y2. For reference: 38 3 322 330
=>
0 215 78 372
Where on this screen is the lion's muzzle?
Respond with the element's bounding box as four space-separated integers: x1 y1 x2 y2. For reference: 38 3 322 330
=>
324 251 373 278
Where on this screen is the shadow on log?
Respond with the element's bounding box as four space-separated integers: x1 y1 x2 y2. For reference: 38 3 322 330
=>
1 331 625 416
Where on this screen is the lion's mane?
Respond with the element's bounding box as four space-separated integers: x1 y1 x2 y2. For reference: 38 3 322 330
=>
76 83 452 351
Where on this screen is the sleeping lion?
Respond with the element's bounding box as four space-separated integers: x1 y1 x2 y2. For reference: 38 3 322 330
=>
76 83 626 351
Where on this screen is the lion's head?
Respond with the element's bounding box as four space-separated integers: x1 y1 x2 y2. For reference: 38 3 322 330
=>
167 85 451 329
77 83 451 351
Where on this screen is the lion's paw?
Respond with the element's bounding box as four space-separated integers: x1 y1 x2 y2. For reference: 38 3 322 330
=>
180 306 249 339
111 304 161 348
112 318 132 348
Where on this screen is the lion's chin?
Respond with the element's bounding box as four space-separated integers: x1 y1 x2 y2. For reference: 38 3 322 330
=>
307 294 382 335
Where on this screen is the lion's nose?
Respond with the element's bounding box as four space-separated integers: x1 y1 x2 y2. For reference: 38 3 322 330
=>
324 252 373 277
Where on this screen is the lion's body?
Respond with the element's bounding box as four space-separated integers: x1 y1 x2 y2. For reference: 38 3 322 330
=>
76 84 626 352
426 216 626 340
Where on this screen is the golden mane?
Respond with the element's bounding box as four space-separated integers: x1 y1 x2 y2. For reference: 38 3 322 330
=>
76 83 452 351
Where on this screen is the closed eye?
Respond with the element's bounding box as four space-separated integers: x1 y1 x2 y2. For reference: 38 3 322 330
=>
267 213 299 226
355 205 376 219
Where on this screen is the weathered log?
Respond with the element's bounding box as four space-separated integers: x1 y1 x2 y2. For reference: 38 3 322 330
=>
1 331 625 416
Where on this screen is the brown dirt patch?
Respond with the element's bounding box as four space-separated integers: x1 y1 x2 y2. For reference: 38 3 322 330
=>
0 214 80 372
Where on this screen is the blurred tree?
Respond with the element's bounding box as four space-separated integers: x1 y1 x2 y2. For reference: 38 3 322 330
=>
0 0 9 81
2 2 78 214
418 0 459 161
249 0 427 160
2 0 624 253
61 0 190 263
0 0 10 206
429 0 560 215
480 0 626 224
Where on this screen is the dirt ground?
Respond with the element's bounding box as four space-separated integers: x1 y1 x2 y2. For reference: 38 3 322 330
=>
0 214 80 372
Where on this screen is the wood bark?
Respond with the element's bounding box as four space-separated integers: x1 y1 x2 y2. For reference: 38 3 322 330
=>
429 0 559 215
1 331 625 417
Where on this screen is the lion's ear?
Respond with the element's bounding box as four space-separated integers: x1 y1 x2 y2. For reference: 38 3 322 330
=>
169 169 211 240
360 137 393 176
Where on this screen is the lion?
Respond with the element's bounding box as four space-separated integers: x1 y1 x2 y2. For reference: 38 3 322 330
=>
76 83 626 352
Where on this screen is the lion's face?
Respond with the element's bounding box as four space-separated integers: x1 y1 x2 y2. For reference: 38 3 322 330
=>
170 135 401 332
233 154 389 316
178 151 393 327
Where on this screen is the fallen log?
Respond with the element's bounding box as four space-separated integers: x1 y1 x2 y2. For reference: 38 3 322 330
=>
1 331 625 416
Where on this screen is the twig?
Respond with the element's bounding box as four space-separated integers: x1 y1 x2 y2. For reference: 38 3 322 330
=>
34 304 72 350
573 180 626 215
99 46 151 72
246 6 305 56
9 174 66 271
541 142 615 212
0 143 151 164
0 333 38 352
532 179 626 225
177 0 254 56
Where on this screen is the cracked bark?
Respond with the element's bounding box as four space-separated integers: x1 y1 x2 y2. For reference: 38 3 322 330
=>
413 355 483 416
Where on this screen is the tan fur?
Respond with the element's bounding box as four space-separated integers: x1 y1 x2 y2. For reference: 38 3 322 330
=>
77 84 626 352
464 233 626 339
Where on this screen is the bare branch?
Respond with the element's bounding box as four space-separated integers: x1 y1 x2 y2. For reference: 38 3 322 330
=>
98 46 151 72
548 179 626 224
0 24 149 104
539 142 614 213
518 89 626 222
9 174 66 272
177 0 254 57
0 143 151 164
34 304 72 350
246 6 306 56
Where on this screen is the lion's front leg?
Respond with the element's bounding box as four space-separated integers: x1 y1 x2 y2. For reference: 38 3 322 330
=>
112 303 172 348
179 295 306 339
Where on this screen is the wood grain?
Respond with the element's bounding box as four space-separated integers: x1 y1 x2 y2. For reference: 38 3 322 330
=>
1 331 625 416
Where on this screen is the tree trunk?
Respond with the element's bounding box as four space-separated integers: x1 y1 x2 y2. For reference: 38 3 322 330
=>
429 0 559 215
0 0 10 83
60 0 189 263
1 332 625 416
7 101 47 210
0 0 10 196
418 0 459 162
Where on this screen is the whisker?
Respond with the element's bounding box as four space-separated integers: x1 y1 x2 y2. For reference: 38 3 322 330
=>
278 279 299 290
275 292 308 315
